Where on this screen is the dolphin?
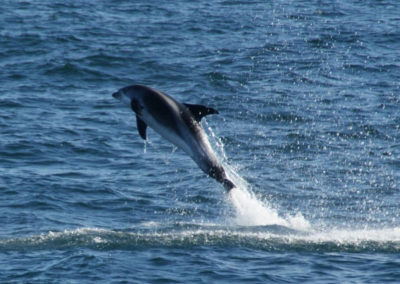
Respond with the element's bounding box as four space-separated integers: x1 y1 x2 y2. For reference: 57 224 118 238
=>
112 84 235 191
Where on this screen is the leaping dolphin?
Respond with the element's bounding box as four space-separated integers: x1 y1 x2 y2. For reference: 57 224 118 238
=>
112 85 235 192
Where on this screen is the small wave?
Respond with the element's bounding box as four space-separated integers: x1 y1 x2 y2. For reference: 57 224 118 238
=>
43 62 103 78
1 226 399 253
0 99 24 108
258 112 309 124
40 61 119 82
329 123 389 140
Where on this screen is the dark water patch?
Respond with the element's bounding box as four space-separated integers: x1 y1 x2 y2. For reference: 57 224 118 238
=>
76 111 114 125
306 36 336 49
258 112 309 124
185 194 220 205
7 200 63 212
374 31 400 45
1 142 43 158
81 53 128 69
43 62 106 79
328 124 389 141
0 99 24 108
204 72 233 89
52 171 94 179
56 140 111 157
0 32 45 51
313 9 347 18
52 34 83 44
343 63 385 74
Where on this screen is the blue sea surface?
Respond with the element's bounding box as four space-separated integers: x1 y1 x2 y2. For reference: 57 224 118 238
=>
1 0 400 283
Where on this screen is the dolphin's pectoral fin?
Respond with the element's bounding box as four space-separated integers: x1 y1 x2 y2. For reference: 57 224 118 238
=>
136 115 147 140
183 103 219 122
131 99 142 115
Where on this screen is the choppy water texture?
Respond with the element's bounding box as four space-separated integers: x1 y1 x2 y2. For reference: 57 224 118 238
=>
1 0 400 283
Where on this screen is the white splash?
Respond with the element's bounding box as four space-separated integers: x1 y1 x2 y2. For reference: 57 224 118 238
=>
226 176 310 230
229 187 287 226
204 120 310 230
143 139 147 154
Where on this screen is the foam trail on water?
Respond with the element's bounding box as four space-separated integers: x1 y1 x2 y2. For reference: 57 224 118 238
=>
204 121 310 230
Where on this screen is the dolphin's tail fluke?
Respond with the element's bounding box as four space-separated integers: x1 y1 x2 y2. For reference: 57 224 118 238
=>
206 164 236 192
222 178 235 192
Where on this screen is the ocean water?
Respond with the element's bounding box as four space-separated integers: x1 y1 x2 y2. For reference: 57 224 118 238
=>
1 0 400 282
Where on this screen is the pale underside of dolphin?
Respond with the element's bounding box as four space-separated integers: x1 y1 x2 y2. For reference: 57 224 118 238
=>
112 84 235 192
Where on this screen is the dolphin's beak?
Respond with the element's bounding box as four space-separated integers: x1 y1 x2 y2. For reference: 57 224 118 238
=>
112 92 121 100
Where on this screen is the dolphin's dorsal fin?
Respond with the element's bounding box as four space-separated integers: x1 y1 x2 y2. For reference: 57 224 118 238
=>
183 103 219 122
136 115 147 140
